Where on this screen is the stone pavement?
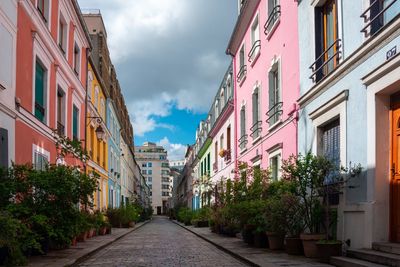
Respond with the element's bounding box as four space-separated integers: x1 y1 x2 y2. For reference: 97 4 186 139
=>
27 222 148 267
175 221 334 267
78 216 247 267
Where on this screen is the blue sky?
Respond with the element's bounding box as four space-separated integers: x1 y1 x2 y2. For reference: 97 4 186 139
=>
78 0 237 159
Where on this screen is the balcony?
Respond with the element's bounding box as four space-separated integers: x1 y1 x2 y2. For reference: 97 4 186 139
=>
248 40 261 63
266 102 283 127
264 5 281 36
57 121 65 136
238 134 248 151
361 0 399 37
309 39 342 83
213 162 218 172
250 121 262 139
236 65 247 84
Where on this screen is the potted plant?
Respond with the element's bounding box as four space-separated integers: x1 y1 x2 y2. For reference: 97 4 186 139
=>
316 163 363 262
284 194 305 255
264 197 286 250
250 213 268 248
282 154 334 257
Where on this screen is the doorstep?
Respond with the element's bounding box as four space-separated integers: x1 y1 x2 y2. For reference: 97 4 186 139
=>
173 220 333 267
27 221 149 267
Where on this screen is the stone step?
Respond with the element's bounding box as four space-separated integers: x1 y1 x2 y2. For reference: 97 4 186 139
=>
373 242 400 255
330 256 388 267
347 248 400 266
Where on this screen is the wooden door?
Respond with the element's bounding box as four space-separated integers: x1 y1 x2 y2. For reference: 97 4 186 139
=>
391 106 400 242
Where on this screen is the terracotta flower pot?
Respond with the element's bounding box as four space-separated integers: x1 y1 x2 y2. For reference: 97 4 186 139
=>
316 242 342 263
285 237 304 255
106 226 112 235
129 221 135 228
77 232 87 242
300 233 325 258
99 227 107 235
253 232 268 248
71 236 77 246
266 232 284 250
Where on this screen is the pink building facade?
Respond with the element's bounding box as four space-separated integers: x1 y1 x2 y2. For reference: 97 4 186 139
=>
227 0 299 177
14 0 91 168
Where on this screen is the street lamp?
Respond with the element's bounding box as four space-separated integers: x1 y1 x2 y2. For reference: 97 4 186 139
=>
95 125 106 141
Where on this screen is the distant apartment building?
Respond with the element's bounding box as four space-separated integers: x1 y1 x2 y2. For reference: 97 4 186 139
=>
169 159 185 172
135 142 171 215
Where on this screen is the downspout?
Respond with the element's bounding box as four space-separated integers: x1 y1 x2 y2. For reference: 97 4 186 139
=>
84 48 90 173
231 54 239 175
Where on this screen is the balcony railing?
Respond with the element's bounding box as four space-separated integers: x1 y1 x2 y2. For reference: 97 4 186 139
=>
309 39 342 83
248 40 261 62
266 102 283 126
224 149 231 162
250 120 262 139
57 121 65 136
238 134 248 150
237 65 247 84
264 5 281 35
213 162 218 172
361 0 399 37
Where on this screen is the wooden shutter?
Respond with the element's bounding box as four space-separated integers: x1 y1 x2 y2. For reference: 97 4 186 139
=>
35 61 45 122
0 128 8 169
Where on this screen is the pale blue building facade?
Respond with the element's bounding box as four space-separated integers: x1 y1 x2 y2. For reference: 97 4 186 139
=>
297 0 400 249
107 99 121 208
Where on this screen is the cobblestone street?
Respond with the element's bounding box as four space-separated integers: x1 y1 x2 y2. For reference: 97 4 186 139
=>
78 216 246 267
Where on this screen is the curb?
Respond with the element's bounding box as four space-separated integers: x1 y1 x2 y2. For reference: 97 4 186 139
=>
69 220 150 267
172 220 259 267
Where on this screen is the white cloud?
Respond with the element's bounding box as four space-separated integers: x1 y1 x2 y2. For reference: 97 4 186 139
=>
157 137 187 161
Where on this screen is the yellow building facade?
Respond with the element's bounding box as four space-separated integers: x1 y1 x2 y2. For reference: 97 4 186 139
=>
87 59 109 210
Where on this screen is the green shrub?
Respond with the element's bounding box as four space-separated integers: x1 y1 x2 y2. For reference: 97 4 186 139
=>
177 207 193 225
106 204 140 227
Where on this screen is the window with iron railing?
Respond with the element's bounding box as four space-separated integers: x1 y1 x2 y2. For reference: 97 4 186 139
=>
251 88 261 139
237 45 247 83
361 0 400 37
239 135 248 151
267 67 282 126
311 0 341 83
240 107 247 150
249 15 261 63
264 0 281 35
35 60 46 123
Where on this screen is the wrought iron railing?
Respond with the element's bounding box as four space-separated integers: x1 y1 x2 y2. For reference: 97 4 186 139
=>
237 65 247 83
213 162 218 172
264 5 281 34
224 149 231 162
361 0 398 37
266 102 283 126
238 134 248 150
309 39 342 83
57 121 65 136
250 121 262 139
248 40 261 62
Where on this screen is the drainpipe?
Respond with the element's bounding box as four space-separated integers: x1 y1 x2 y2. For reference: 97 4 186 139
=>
84 48 90 173
230 55 239 175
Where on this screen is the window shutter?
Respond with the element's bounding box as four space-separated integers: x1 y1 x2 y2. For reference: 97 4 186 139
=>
252 92 258 124
240 108 245 137
0 128 8 168
268 72 275 111
73 106 79 139
35 62 45 121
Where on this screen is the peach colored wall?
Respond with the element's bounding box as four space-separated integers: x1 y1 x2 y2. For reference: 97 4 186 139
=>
233 0 299 169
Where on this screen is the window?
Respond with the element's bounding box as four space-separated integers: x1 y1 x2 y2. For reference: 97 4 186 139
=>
237 45 247 83
34 60 47 123
239 107 248 150
0 128 8 169
249 15 260 61
268 64 282 126
56 88 65 136
73 43 80 76
214 141 218 164
72 105 79 140
37 0 48 23
365 0 400 36
227 126 231 151
319 118 340 183
58 14 67 55
94 86 99 108
87 71 93 99
142 163 147 167
220 134 224 150
34 151 48 171
142 170 147 174
148 170 152 175
269 151 281 181
251 87 261 139
215 100 219 117
265 0 280 34
148 162 152 167
162 177 170 183
147 177 152 183
162 185 169 190
100 98 105 117
314 0 339 82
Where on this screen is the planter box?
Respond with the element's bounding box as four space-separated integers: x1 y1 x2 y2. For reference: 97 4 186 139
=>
266 232 284 250
300 233 325 258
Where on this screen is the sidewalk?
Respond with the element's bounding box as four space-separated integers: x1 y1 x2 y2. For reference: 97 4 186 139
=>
173 220 333 267
27 221 149 267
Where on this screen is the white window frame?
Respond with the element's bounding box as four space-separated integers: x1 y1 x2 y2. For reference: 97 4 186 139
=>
250 13 260 63
87 70 93 100
32 37 52 125
55 71 69 135
57 10 68 56
267 55 282 130
71 95 81 140
268 148 282 181
32 144 50 170
35 0 52 31
309 90 348 166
